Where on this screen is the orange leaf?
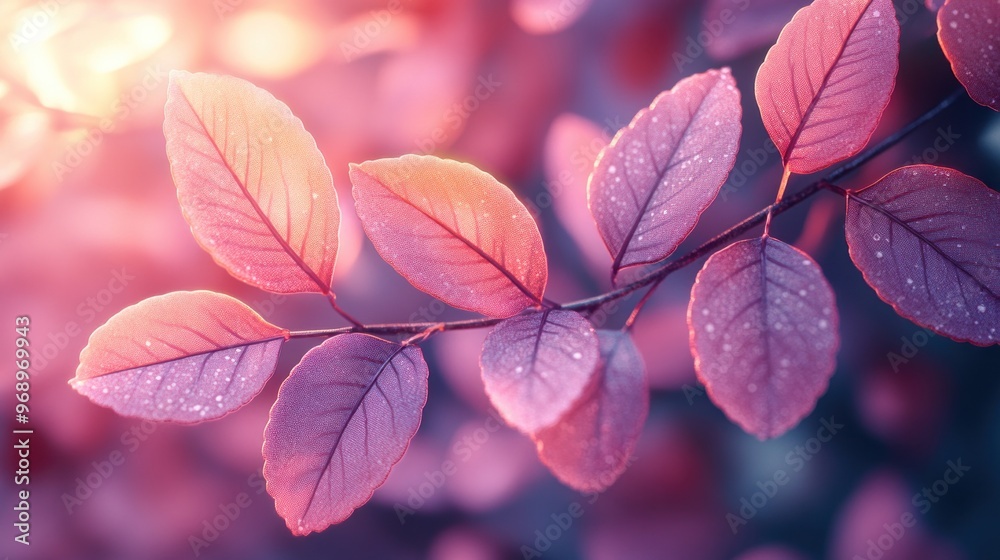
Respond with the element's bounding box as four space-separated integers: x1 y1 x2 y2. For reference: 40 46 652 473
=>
164 71 340 294
350 155 547 318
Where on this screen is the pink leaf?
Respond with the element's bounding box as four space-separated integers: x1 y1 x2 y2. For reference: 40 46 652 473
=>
350 155 548 318
937 0 1000 111
688 238 839 439
543 113 612 273
588 68 742 281
263 334 428 534
845 165 1000 345
164 71 340 294
534 330 648 492
510 0 594 34
72 291 288 422
755 0 899 174
480 309 600 434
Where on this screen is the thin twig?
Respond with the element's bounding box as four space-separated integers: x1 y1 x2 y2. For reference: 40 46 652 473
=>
289 88 966 341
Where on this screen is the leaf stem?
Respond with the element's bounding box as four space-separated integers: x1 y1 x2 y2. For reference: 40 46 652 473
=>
764 167 792 236
288 88 965 341
326 293 364 328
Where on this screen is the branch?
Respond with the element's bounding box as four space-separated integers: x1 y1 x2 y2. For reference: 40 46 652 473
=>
290 87 966 341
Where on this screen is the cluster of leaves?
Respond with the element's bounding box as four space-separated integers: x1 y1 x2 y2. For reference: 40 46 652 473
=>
72 0 998 535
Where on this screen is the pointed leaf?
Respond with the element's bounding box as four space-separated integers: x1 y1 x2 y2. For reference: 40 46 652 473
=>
937 0 1000 111
481 309 600 434
845 165 1000 345
755 0 900 174
588 68 742 281
350 155 547 318
164 71 340 294
688 238 839 439
534 330 648 492
263 334 428 534
72 291 287 422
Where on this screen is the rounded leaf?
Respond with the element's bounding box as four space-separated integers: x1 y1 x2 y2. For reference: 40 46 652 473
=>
263 334 429 534
480 309 600 434
350 155 547 318
72 291 288 422
534 330 648 492
846 165 1000 345
164 71 340 294
937 0 1000 111
688 238 839 439
755 0 900 174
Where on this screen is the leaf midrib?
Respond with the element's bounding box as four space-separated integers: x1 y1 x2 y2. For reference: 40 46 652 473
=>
782 0 877 165
178 92 331 293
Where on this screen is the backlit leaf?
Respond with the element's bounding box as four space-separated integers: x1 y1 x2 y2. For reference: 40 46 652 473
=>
845 165 1000 345
534 330 648 492
589 68 741 281
164 71 340 294
755 0 899 174
937 0 1000 111
688 238 839 439
72 291 287 422
480 309 600 434
263 334 428 534
350 155 547 318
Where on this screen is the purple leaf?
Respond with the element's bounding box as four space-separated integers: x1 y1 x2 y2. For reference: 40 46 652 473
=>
480 309 600 434
937 0 1000 111
688 238 839 439
534 330 648 492
588 68 742 282
755 0 900 174
71 291 287 423
263 334 428 534
845 165 1000 345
